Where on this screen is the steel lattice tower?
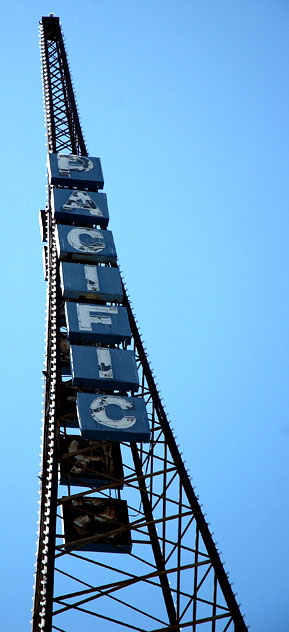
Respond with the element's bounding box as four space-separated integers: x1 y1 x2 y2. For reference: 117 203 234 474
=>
32 15 248 632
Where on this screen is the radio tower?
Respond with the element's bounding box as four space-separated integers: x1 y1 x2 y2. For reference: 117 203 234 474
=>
33 15 248 632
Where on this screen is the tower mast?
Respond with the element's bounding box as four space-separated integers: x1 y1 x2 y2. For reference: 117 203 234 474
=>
33 14 248 632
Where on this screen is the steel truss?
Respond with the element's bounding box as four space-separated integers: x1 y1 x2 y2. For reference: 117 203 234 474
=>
32 14 248 632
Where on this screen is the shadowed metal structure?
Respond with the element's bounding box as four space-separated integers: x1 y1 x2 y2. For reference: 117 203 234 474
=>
32 14 248 632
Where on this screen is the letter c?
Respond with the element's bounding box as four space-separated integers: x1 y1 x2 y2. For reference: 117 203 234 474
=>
90 396 136 429
67 227 105 252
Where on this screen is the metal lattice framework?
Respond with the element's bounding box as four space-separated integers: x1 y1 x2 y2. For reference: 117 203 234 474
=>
32 15 248 632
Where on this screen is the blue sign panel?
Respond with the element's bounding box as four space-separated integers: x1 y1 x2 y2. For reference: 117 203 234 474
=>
56 225 117 264
48 153 104 189
60 262 123 302
51 188 109 227
77 393 150 442
65 303 131 344
59 436 124 489
70 346 139 391
62 497 132 553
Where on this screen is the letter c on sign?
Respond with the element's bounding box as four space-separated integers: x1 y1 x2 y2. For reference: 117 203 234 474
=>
67 227 105 253
90 396 136 429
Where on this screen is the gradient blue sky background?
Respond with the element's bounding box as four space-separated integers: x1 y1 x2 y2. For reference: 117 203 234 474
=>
1 1 288 630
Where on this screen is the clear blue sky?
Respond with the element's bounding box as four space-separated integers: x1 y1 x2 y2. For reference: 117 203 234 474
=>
1 1 288 630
